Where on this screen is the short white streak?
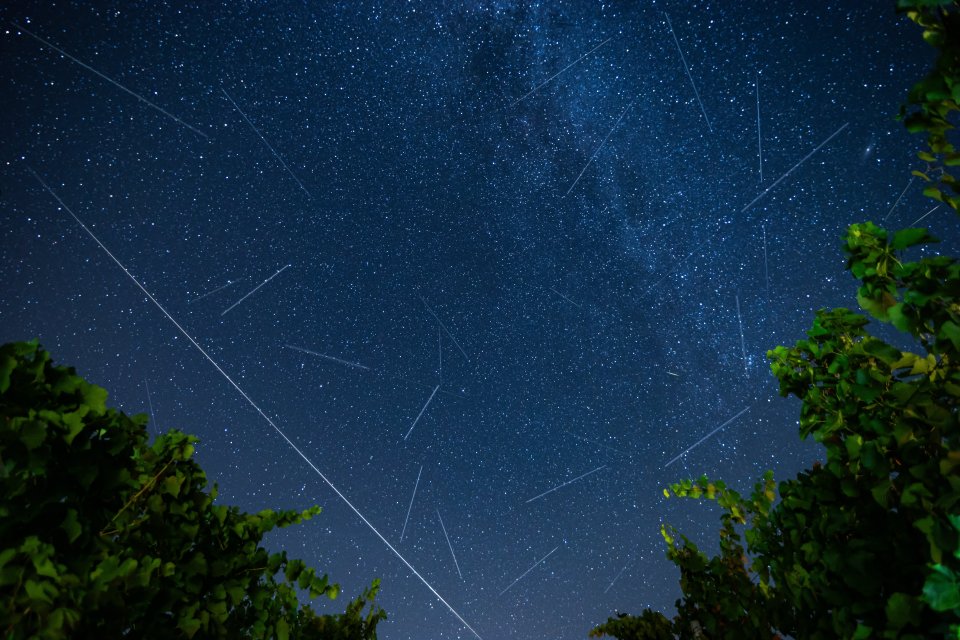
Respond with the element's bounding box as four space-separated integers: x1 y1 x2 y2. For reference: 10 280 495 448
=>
13 22 208 138
664 406 751 468
566 101 634 196
405 384 440 440
885 177 915 221
221 265 290 316
284 344 369 371
499 546 560 596
188 278 242 304
550 286 582 308
735 295 747 374
437 510 463 580
756 74 763 182
762 225 770 294
144 378 158 435
511 38 612 107
221 87 311 198
644 249 697 295
419 295 468 360
525 465 607 504
910 204 941 227
605 555 632 594
741 123 849 213
400 465 422 543
664 13 712 133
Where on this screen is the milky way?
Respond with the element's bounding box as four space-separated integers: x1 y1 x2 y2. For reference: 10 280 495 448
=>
3 3 959 638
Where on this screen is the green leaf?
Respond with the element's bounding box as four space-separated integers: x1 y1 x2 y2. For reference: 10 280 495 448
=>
32 555 58 579
886 592 921 629
162 474 185 497
61 409 87 445
891 227 935 250
20 420 46 450
267 553 283 574
227 585 245 606
845 434 863 459
24 579 54 605
940 321 960 351
863 340 902 365
178 615 202 639
923 565 960 612
298 569 313 590
0 548 16 572
0 353 15 393
60 508 83 543
185 553 207 576
285 558 305 583
871 481 890 508
82 382 109 415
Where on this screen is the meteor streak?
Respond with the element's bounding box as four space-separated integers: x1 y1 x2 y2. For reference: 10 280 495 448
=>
28 168 483 640
741 123 849 213
664 405 751 468
499 546 560 596
525 464 607 504
13 22 208 138
405 384 440 441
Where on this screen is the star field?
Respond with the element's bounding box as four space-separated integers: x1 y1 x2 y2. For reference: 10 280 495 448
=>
3 2 959 638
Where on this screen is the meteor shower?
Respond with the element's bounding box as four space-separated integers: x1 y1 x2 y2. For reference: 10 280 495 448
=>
3 3 959 639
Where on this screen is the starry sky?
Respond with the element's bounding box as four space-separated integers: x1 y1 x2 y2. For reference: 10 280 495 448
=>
3 1 960 638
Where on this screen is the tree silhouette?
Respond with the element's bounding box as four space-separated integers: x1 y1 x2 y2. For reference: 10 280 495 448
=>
0 340 385 639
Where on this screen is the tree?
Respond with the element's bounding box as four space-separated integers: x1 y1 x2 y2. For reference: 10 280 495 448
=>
592 2 960 638
0 340 385 639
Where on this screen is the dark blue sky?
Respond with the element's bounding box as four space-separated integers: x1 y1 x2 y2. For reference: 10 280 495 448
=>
3 2 958 638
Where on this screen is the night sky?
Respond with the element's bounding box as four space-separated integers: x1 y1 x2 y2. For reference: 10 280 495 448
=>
3 2 959 638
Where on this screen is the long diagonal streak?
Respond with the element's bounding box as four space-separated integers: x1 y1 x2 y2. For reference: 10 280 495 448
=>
27 168 483 640
13 22 208 139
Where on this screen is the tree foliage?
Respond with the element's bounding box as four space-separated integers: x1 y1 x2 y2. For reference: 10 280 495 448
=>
592 2 960 639
0 340 385 639
900 0 960 209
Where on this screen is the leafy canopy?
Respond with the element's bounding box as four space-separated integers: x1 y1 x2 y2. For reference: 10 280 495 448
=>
0 340 385 639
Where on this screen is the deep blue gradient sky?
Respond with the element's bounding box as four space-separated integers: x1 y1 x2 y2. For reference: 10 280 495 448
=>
4 2 960 638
